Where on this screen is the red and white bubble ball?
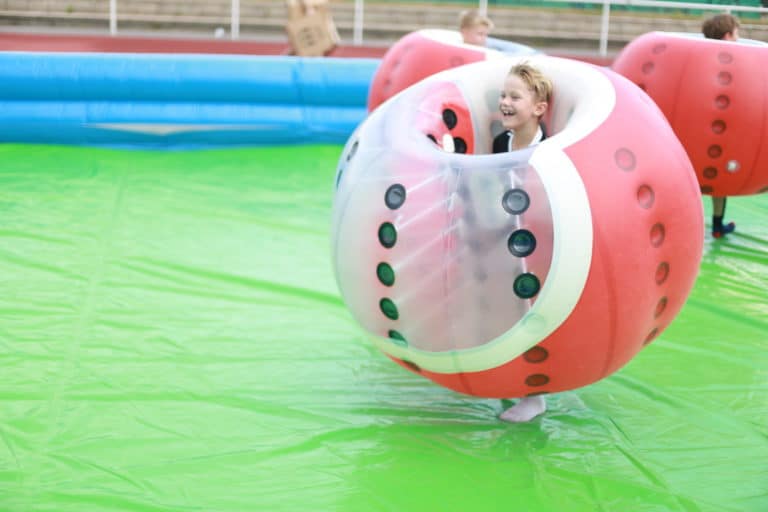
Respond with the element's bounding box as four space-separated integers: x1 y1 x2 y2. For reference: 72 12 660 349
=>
613 31 768 197
368 29 537 112
332 56 703 399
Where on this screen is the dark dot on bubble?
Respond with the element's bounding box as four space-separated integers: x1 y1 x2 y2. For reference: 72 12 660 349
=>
388 330 407 347
384 184 406 210
637 185 655 209
703 167 718 180
650 223 665 248
376 262 395 287
507 229 537 257
712 120 726 134
442 109 458 130
402 359 421 372
643 328 659 345
615 148 637 171
715 95 730 109
378 222 397 248
346 140 359 161
513 273 540 299
718 52 733 64
525 374 550 387
379 298 399 320
502 189 530 215
655 262 669 285
642 61 654 74
523 346 549 363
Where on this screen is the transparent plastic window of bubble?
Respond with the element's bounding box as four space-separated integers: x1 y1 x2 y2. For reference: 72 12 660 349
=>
333 70 555 352
332 57 600 369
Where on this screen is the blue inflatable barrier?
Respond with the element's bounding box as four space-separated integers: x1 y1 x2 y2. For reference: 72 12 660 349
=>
0 52 379 147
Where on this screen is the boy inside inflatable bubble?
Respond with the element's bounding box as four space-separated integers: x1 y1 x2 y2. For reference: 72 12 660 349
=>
443 61 553 421
332 53 704 427
493 62 553 421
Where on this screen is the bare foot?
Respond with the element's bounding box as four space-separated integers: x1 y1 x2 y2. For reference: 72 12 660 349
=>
499 395 546 423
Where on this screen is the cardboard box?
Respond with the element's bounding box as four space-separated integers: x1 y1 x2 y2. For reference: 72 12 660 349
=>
286 0 330 20
286 8 340 57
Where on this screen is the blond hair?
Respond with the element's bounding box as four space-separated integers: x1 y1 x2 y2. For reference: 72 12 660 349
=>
509 62 553 105
459 9 494 31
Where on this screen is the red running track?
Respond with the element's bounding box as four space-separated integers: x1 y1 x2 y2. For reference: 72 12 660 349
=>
0 31 389 57
0 31 613 65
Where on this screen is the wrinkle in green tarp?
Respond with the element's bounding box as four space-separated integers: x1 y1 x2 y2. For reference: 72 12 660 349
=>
0 144 766 512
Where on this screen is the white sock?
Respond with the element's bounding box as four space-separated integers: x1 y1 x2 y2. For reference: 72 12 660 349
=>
499 395 547 423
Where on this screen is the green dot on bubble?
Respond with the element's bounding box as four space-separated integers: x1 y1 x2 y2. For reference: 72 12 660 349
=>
388 330 408 347
508 229 536 257
376 262 395 286
514 273 540 299
378 222 397 249
379 298 399 320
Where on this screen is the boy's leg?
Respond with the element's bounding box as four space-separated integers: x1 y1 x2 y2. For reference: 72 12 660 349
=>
712 196 735 238
499 395 546 423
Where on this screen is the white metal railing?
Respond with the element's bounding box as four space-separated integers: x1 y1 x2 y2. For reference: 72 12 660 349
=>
231 0 240 39
354 0 364 45
547 0 768 55
109 0 116 35
107 0 768 56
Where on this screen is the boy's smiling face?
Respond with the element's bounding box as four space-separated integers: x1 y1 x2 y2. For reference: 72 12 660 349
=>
499 74 547 131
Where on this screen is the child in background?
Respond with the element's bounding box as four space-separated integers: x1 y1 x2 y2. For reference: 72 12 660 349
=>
702 12 740 41
702 13 740 238
494 62 553 422
459 9 494 46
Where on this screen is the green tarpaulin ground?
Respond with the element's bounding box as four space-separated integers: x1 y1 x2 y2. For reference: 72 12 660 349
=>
1 144 766 512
